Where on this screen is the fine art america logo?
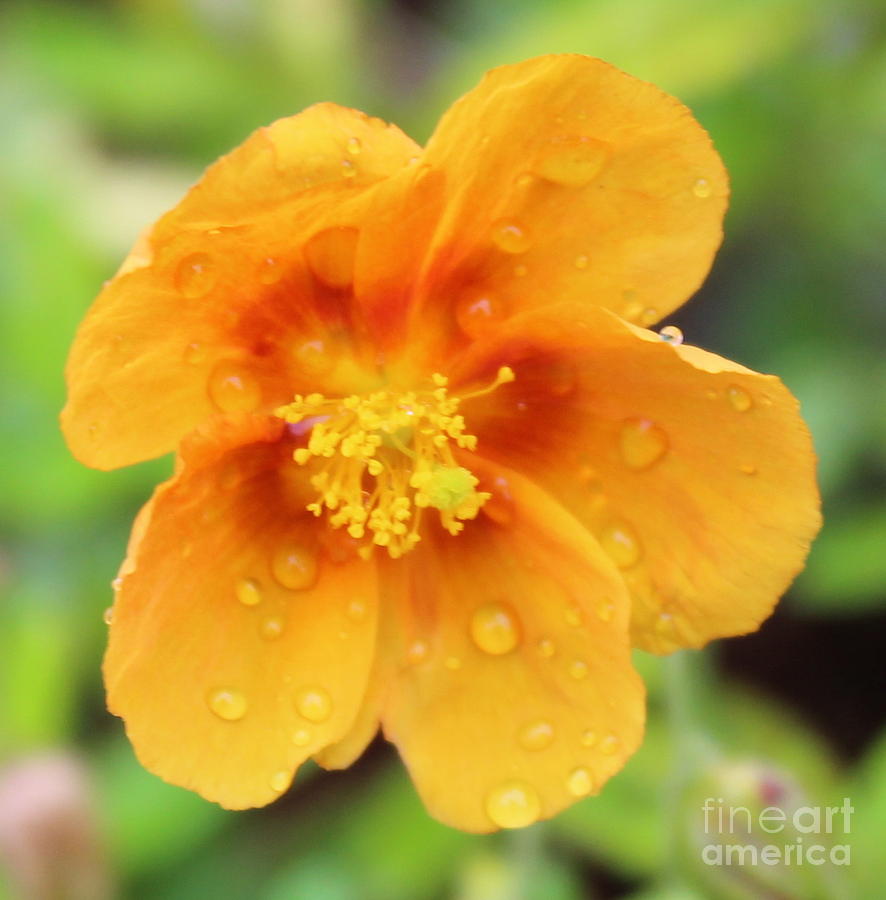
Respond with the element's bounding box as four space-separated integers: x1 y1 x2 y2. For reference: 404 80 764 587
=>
701 796 853 867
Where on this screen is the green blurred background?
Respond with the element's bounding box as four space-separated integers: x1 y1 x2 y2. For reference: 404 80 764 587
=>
1 0 884 897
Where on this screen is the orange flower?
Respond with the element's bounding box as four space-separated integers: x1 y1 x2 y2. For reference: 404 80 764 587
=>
62 55 820 832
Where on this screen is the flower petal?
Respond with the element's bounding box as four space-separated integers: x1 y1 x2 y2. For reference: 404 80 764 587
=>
380 462 644 832
404 54 726 344
451 304 821 653
104 418 378 809
63 104 420 470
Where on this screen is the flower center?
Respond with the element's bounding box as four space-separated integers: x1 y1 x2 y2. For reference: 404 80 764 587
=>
274 367 514 558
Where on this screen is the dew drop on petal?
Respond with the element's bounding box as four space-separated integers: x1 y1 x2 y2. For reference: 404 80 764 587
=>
175 252 215 299
659 325 684 345
407 640 429 664
619 418 669 470
574 254 590 270
346 136 362 155
304 226 359 288
295 686 332 722
537 638 555 658
567 767 593 797
257 256 283 285
491 220 531 254
518 720 555 752
346 599 367 622
599 520 642 569
293 338 334 378
485 780 541 829
568 660 589 680
482 475 515 526
455 290 505 339
564 606 582 627
260 616 284 640
270 771 290 792
599 734 619 755
581 729 597 747
271 540 318 590
535 136 609 188
640 307 659 326
236 577 262 607
208 688 247 721
470 602 521 655
103 607 114 625
340 158 357 179
292 727 311 746
444 656 462 671
692 177 713 198
183 342 206 365
727 385 753 412
208 361 262 413
596 601 615 623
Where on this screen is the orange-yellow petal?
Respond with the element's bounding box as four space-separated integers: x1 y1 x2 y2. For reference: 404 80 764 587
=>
397 54 726 353
63 104 420 470
380 462 644 832
103 419 378 809
451 304 821 654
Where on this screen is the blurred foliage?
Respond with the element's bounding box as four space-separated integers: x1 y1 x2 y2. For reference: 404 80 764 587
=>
1 0 884 897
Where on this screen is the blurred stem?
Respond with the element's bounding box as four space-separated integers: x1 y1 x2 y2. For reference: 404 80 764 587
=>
507 822 543 900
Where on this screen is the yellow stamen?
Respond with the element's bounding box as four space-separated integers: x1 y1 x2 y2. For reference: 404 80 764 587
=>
274 367 514 558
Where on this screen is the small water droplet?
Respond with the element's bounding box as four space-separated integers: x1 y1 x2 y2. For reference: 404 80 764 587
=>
640 307 659 326
346 136 362 155
692 177 712 198
599 520 642 568
111 577 122 591
340 158 357 179
271 540 318 590
270 771 289 792
727 385 753 412
346 598 367 622
574 254 589 270
292 727 311 746
535 136 609 187
659 325 684 345
624 301 644 322
236 577 262 607
482 475 514 526
740 463 758 476
295 686 332 722
599 734 619 755
103 607 114 625
518 720 555 751
514 172 534 188
175 252 215 299
619 418 669 470
208 688 247 721
407 640 428 664
597 601 615 623
485 780 541 829
304 227 359 288
470 602 521 655
581 729 597 747
293 338 334 377
260 616 284 640
208 361 262 412
564 606 582 627
444 656 462 671
455 290 505 339
567 767 593 797
491 220 531 254
257 256 283 285
537 638 555 658
569 660 589 680
705 389 718 401
183 342 206 364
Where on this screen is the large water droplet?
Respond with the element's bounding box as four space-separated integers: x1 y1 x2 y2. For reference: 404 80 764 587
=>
175 252 215 298
599 520 642 568
295 686 332 722
271 540 318 591
619 418 669 470
208 688 247 721
566 767 593 797
455 290 505 339
535 136 609 188
236 577 262 607
518 720 555 751
304 226 359 288
491 220 531 254
208 361 262 413
485 780 541 828
470 602 521 655
727 385 753 412
659 325 683 345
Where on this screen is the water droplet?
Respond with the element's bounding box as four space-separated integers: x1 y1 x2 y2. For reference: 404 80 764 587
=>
346 136 362 155
567 767 593 797
491 220 531 254
619 418 669 470
346 599 367 622
705 389 718 401
624 301 644 322
599 735 619 755
292 727 311 746
535 136 609 187
111 577 122 591
599 520 642 568
581 729 597 747
208 361 262 413
740 463 757 476
295 686 332 722
485 780 541 829
693 177 712 198
444 655 462 671
236 577 262 607
569 660 589 680
103 607 114 625
640 307 659 326
470 602 521 655
482 475 514 526
518 720 555 751
208 688 247 721
257 256 283 285
727 385 753 412
564 606 582 627
407 640 428 664
183 342 206 364
514 172 534 188
271 540 318 590
340 158 357 179
260 616 284 640
597 601 615 623
574 254 589 270
659 325 684 345
455 290 505 339
537 638 555 658
270 771 289 792
304 226 359 288
292 338 334 378
175 252 215 299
